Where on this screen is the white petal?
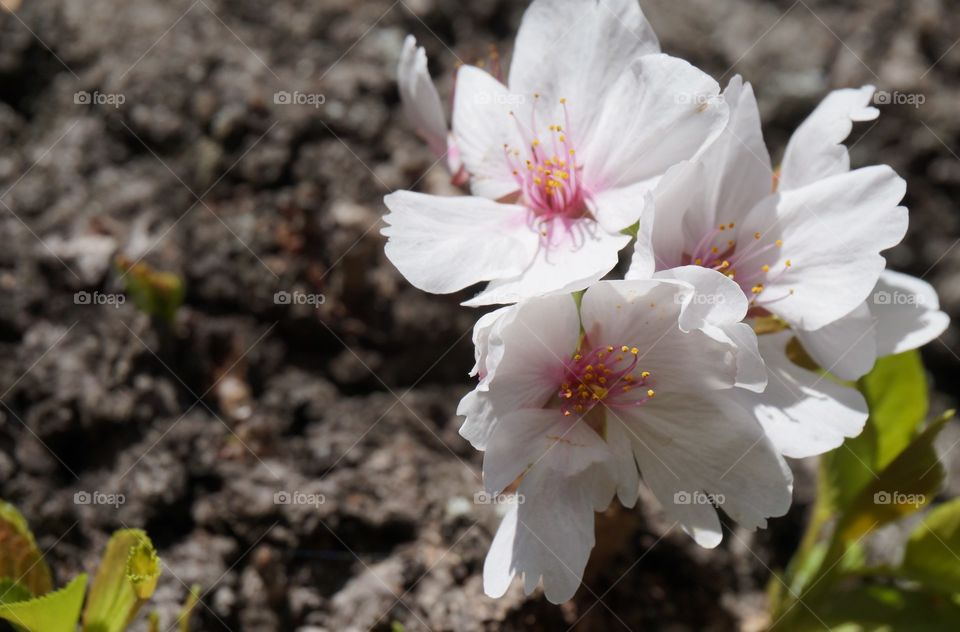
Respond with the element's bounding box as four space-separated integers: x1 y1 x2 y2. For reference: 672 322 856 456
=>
382 191 540 294
398 35 449 159
587 183 654 234
779 86 879 191
579 280 739 393
678 76 773 244
581 55 727 190
618 391 792 544
464 225 631 306
488 463 607 603
457 389 498 450
508 0 659 113
654 265 748 330
605 415 641 508
869 270 950 356
795 302 877 381
483 408 610 495
469 305 516 379
746 330 867 459
483 504 520 598
721 321 768 393
451 65 525 200
625 191 662 280
740 165 908 330
483 293 581 415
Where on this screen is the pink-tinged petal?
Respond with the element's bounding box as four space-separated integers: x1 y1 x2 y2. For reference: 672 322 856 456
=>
451 65 525 200
680 76 773 242
870 270 950 356
779 86 879 191
382 191 539 294
398 35 449 159
579 280 739 393
796 302 877 381
746 331 867 459
616 391 792 544
580 54 727 191
508 0 660 115
483 409 610 495
740 165 907 330
463 227 631 306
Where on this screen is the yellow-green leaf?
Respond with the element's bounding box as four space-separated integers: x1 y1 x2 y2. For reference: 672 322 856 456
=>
0 573 87 632
82 529 161 632
836 411 952 543
823 351 929 512
900 498 960 594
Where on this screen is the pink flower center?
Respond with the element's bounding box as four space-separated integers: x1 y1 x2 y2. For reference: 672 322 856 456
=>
685 222 793 302
503 96 594 246
558 344 655 417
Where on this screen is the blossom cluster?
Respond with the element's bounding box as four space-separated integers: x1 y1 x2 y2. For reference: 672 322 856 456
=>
383 0 949 603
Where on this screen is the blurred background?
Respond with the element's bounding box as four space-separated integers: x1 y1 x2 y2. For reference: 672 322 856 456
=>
0 0 957 629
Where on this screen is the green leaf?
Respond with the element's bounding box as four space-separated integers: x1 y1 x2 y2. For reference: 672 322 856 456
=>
0 579 33 605
900 498 960 594
82 529 161 632
822 351 929 512
0 573 87 632
835 411 952 543
177 585 201 632
116 256 185 324
0 500 54 596
805 584 960 632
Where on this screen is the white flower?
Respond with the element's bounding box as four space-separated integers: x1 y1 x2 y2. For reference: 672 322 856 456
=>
397 35 467 184
384 0 728 305
628 78 947 457
463 275 792 602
